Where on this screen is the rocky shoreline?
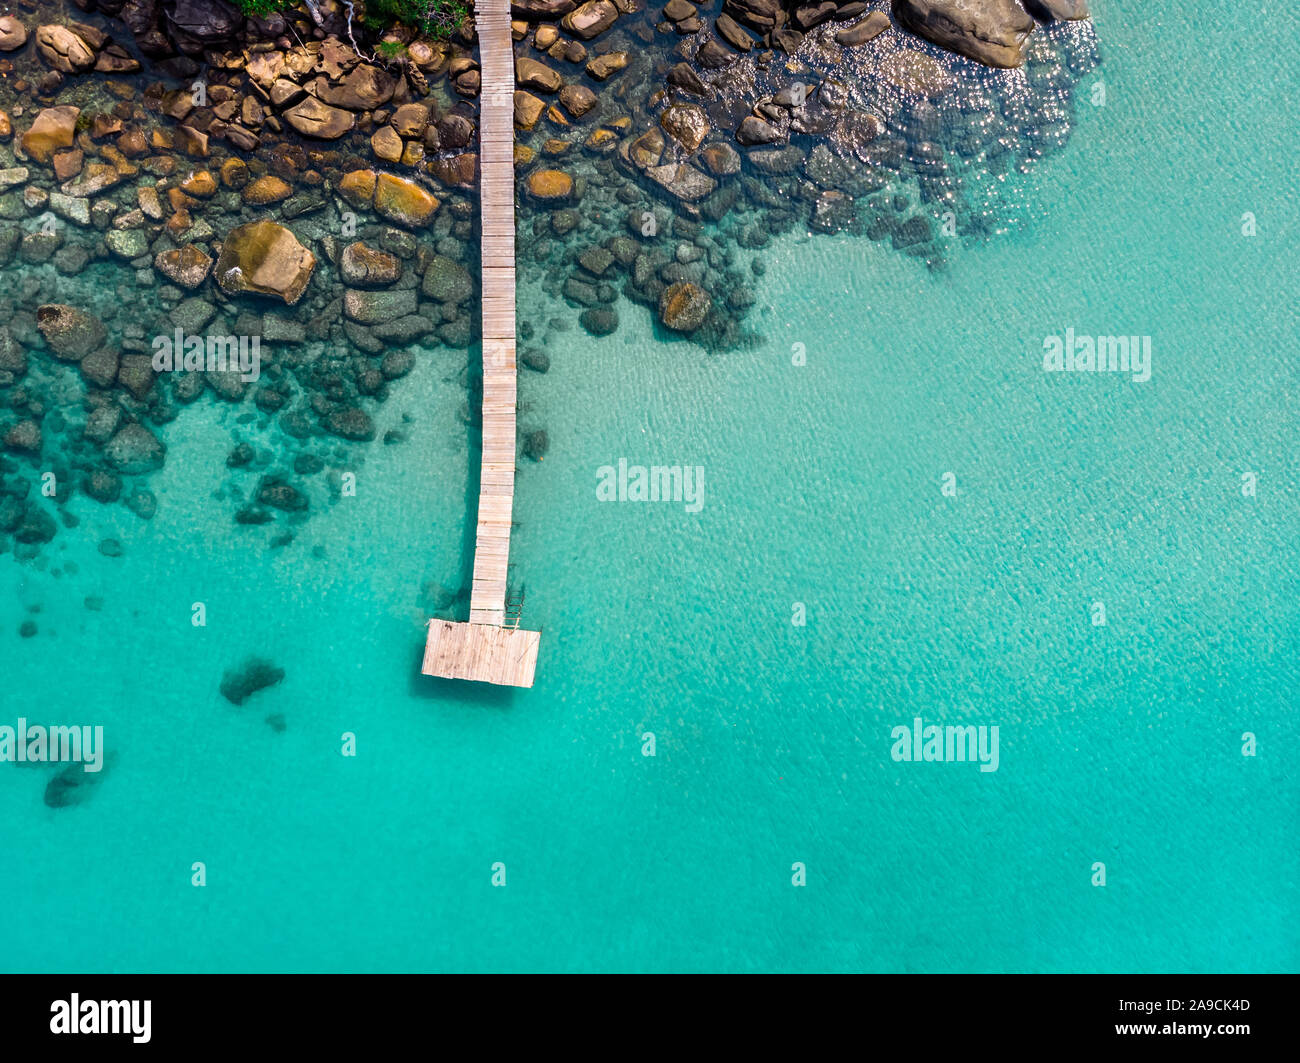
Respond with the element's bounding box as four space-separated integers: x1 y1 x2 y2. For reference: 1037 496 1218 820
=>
0 0 1099 583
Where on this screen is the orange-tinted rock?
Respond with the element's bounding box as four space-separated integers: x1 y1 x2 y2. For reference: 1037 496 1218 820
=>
179 170 217 197
373 172 439 227
242 174 293 205
20 105 79 164
214 220 316 305
526 168 574 202
337 168 376 209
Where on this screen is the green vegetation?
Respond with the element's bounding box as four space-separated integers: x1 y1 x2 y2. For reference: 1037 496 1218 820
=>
231 0 295 17
227 0 470 44
363 0 472 41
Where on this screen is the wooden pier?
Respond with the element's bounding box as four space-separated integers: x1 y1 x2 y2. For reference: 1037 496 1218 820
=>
421 0 541 688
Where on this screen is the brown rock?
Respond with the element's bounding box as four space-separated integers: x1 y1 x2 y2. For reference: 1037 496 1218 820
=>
835 10 891 46
516 57 563 93
154 245 214 289
389 103 430 138
242 174 293 205
116 127 148 157
179 170 218 198
0 16 28 52
525 168 574 202
20 106 79 165
891 0 1034 68
214 220 317 305
34 25 96 74
561 0 619 39
340 242 402 288
337 168 377 209
283 96 355 140
373 172 439 228
312 65 396 110
659 282 711 332
36 304 106 361
220 157 249 189
660 104 710 152
586 51 628 80
429 153 477 188
515 91 546 130
53 150 84 182
559 84 598 120
370 124 404 164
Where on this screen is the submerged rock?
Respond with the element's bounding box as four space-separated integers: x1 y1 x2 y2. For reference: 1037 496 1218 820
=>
421 255 473 303
220 657 286 706
45 757 112 809
20 106 79 165
154 245 213 289
523 428 549 460
373 173 440 228
104 424 165 474
340 242 402 287
36 304 106 361
659 282 711 332
323 406 376 441
526 168 575 202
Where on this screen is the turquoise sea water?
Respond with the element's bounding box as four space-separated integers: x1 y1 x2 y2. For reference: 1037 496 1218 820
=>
2 2 1297 972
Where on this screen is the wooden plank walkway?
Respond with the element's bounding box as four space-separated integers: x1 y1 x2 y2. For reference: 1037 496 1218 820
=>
421 0 541 688
469 0 517 628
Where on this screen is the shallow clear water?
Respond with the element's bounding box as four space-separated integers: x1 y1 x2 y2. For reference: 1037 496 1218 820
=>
1 1 1297 972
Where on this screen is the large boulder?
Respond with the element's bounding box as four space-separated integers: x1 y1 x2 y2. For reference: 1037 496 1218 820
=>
343 288 417 324
20 106 80 165
1023 0 1088 18
659 104 710 152
526 168 574 203
312 65 397 110
722 0 782 32
891 0 1035 68
511 0 577 17
36 304 106 361
373 173 440 228
214 220 316 305
645 162 716 202
164 0 244 53
421 255 473 304
282 95 355 139
340 242 402 287
659 282 711 332
34 26 97 73
560 0 619 39
516 56 562 93
104 423 165 474
0 16 28 52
